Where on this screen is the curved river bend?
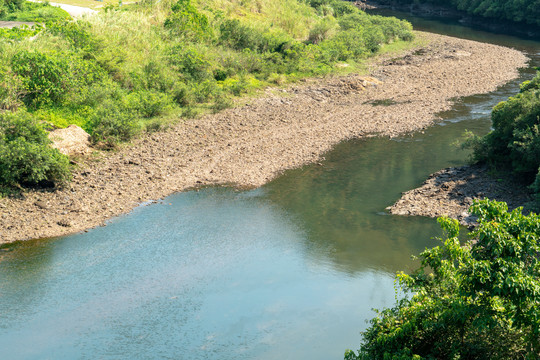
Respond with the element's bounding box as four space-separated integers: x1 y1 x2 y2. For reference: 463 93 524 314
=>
1 13 540 360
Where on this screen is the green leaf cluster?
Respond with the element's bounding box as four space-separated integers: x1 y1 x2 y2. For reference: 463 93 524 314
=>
0 111 70 188
347 199 540 360
464 72 540 207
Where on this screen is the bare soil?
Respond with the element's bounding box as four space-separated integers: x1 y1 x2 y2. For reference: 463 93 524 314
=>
0 32 529 244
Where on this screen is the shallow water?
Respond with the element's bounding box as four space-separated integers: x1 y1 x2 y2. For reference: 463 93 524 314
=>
1 15 540 360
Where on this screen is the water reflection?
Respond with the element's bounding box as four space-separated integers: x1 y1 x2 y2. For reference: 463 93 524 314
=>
0 189 397 359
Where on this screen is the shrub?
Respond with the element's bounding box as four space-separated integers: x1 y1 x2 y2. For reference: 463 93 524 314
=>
169 81 195 106
2 1 70 22
469 72 540 183
169 45 214 81
347 199 540 360
46 20 100 54
319 29 367 61
0 23 42 40
369 15 414 42
86 99 141 146
164 0 211 40
338 12 374 31
307 17 338 44
127 90 174 118
0 65 25 111
0 111 70 187
11 50 68 108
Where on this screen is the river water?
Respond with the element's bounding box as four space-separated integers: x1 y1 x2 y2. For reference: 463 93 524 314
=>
1 12 540 360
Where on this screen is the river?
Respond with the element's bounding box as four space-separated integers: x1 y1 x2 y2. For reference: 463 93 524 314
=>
1 11 539 360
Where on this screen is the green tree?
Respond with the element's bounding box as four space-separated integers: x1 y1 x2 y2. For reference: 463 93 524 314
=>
346 199 540 360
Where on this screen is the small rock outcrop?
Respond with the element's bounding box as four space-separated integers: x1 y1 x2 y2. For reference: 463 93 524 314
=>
387 165 533 226
49 125 92 156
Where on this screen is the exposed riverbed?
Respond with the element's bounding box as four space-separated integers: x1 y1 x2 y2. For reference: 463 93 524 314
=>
0 32 528 243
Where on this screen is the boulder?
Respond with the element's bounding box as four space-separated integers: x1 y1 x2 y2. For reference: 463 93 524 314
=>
48 125 92 156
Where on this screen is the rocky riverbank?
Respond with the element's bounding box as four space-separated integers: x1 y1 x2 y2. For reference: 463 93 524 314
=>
387 165 534 227
0 32 529 244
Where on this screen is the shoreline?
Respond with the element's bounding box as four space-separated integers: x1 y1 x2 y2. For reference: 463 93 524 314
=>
387 165 534 227
0 32 529 245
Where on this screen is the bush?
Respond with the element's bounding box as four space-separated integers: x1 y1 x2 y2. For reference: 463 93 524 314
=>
2 1 70 22
307 17 338 44
369 15 414 42
347 199 540 360
0 65 25 111
169 45 214 81
164 0 211 40
469 72 540 183
127 90 174 118
46 20 100 54
0 24 42 40
319 29 367 61
86 99 141 146
0 111 70 187
11 50 69 108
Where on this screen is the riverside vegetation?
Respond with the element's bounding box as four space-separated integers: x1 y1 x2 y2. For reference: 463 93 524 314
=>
346 199 540 359
0 0 414 191
371 0 540 27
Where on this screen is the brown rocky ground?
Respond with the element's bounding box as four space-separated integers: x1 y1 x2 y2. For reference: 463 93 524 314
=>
0 32 529 244
387 165 534 227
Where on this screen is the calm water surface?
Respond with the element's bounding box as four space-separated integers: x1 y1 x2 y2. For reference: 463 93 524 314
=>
1 14 540 360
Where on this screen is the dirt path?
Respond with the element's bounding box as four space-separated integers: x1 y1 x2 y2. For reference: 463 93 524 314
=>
27 0 97 16
0 32 529 244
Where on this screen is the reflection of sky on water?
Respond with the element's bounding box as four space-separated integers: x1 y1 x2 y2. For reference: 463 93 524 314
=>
0 189 396 359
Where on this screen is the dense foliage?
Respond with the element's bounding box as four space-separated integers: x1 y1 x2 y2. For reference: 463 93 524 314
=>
0 111 70 188
345 199 540 360
376 0 540 26
465 72 540 204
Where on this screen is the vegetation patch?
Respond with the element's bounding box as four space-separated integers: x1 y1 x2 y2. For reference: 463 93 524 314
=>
464 72 540 208
0 0 70 22
346 199 540 359
0 111 70 189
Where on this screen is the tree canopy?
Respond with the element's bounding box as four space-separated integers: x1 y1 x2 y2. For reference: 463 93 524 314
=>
379 0 540 26
346 199 540 360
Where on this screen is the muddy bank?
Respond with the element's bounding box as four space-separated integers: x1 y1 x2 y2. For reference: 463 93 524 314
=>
387 165 533 226
0 32 529 244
